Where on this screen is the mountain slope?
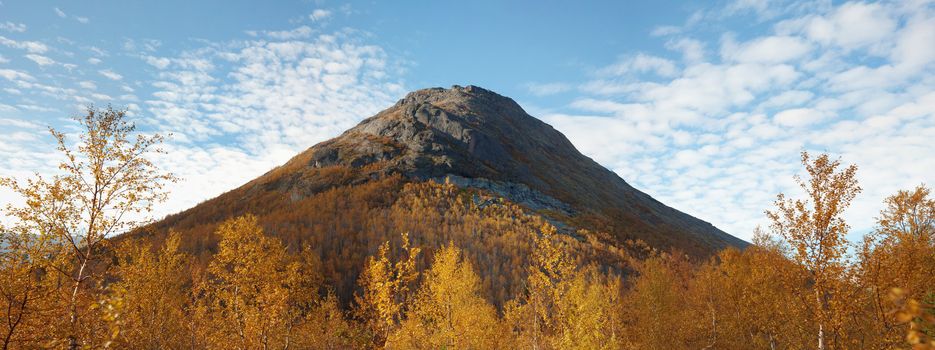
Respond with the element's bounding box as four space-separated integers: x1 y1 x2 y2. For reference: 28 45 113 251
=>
253 85 745 255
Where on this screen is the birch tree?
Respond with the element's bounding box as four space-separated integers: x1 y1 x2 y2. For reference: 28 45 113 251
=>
0 106 175 349
355 233 421 347
390 243 504 349
766 152 860 350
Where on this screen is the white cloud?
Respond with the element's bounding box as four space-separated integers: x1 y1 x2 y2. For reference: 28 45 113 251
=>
24 54 55 66
122 38 162 52
75 16 89 24
651 25 681 36
0 118 41 129
724 35 812 63
609 62 799 118
723 0 830 21
773 107 825 127
542 113 655 165
0 35 48 53
261 26 314 40
798 2 897 51
143 56 171 69
666 38 705 62
90 93 111 101
87 57 102 65
87 46 107 57
16 104 57 113
54 7 66 18
134 27 406 216
310 9 332 21
725 0 770 17
78 81 96 90
545 0 935 241
525 82 570 96
98 69 123 80
600 53 678 77
892 13 935 70
759 90 814 109
0 69 34 81
0 21 26 32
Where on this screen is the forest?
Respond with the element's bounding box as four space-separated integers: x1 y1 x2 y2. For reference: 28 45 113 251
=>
1 108 933 350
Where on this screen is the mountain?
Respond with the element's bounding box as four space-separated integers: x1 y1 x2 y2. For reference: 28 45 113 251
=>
134 85 746 305
266 85 742 251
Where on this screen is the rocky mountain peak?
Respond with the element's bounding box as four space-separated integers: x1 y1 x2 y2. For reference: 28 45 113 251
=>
306 85 565 184
395 85 507 107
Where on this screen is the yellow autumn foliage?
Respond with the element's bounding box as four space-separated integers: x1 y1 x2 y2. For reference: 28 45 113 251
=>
2 106 935 350
390 243 505 349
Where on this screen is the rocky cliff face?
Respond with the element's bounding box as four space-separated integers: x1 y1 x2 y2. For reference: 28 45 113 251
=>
252 85 746 256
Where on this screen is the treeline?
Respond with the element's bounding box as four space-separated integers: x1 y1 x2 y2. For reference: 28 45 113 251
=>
1 108 933 349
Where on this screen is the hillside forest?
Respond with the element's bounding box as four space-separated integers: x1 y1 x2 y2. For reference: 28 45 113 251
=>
1 108 933 349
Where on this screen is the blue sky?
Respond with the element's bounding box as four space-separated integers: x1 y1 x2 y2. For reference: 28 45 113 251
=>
1 0 933 242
